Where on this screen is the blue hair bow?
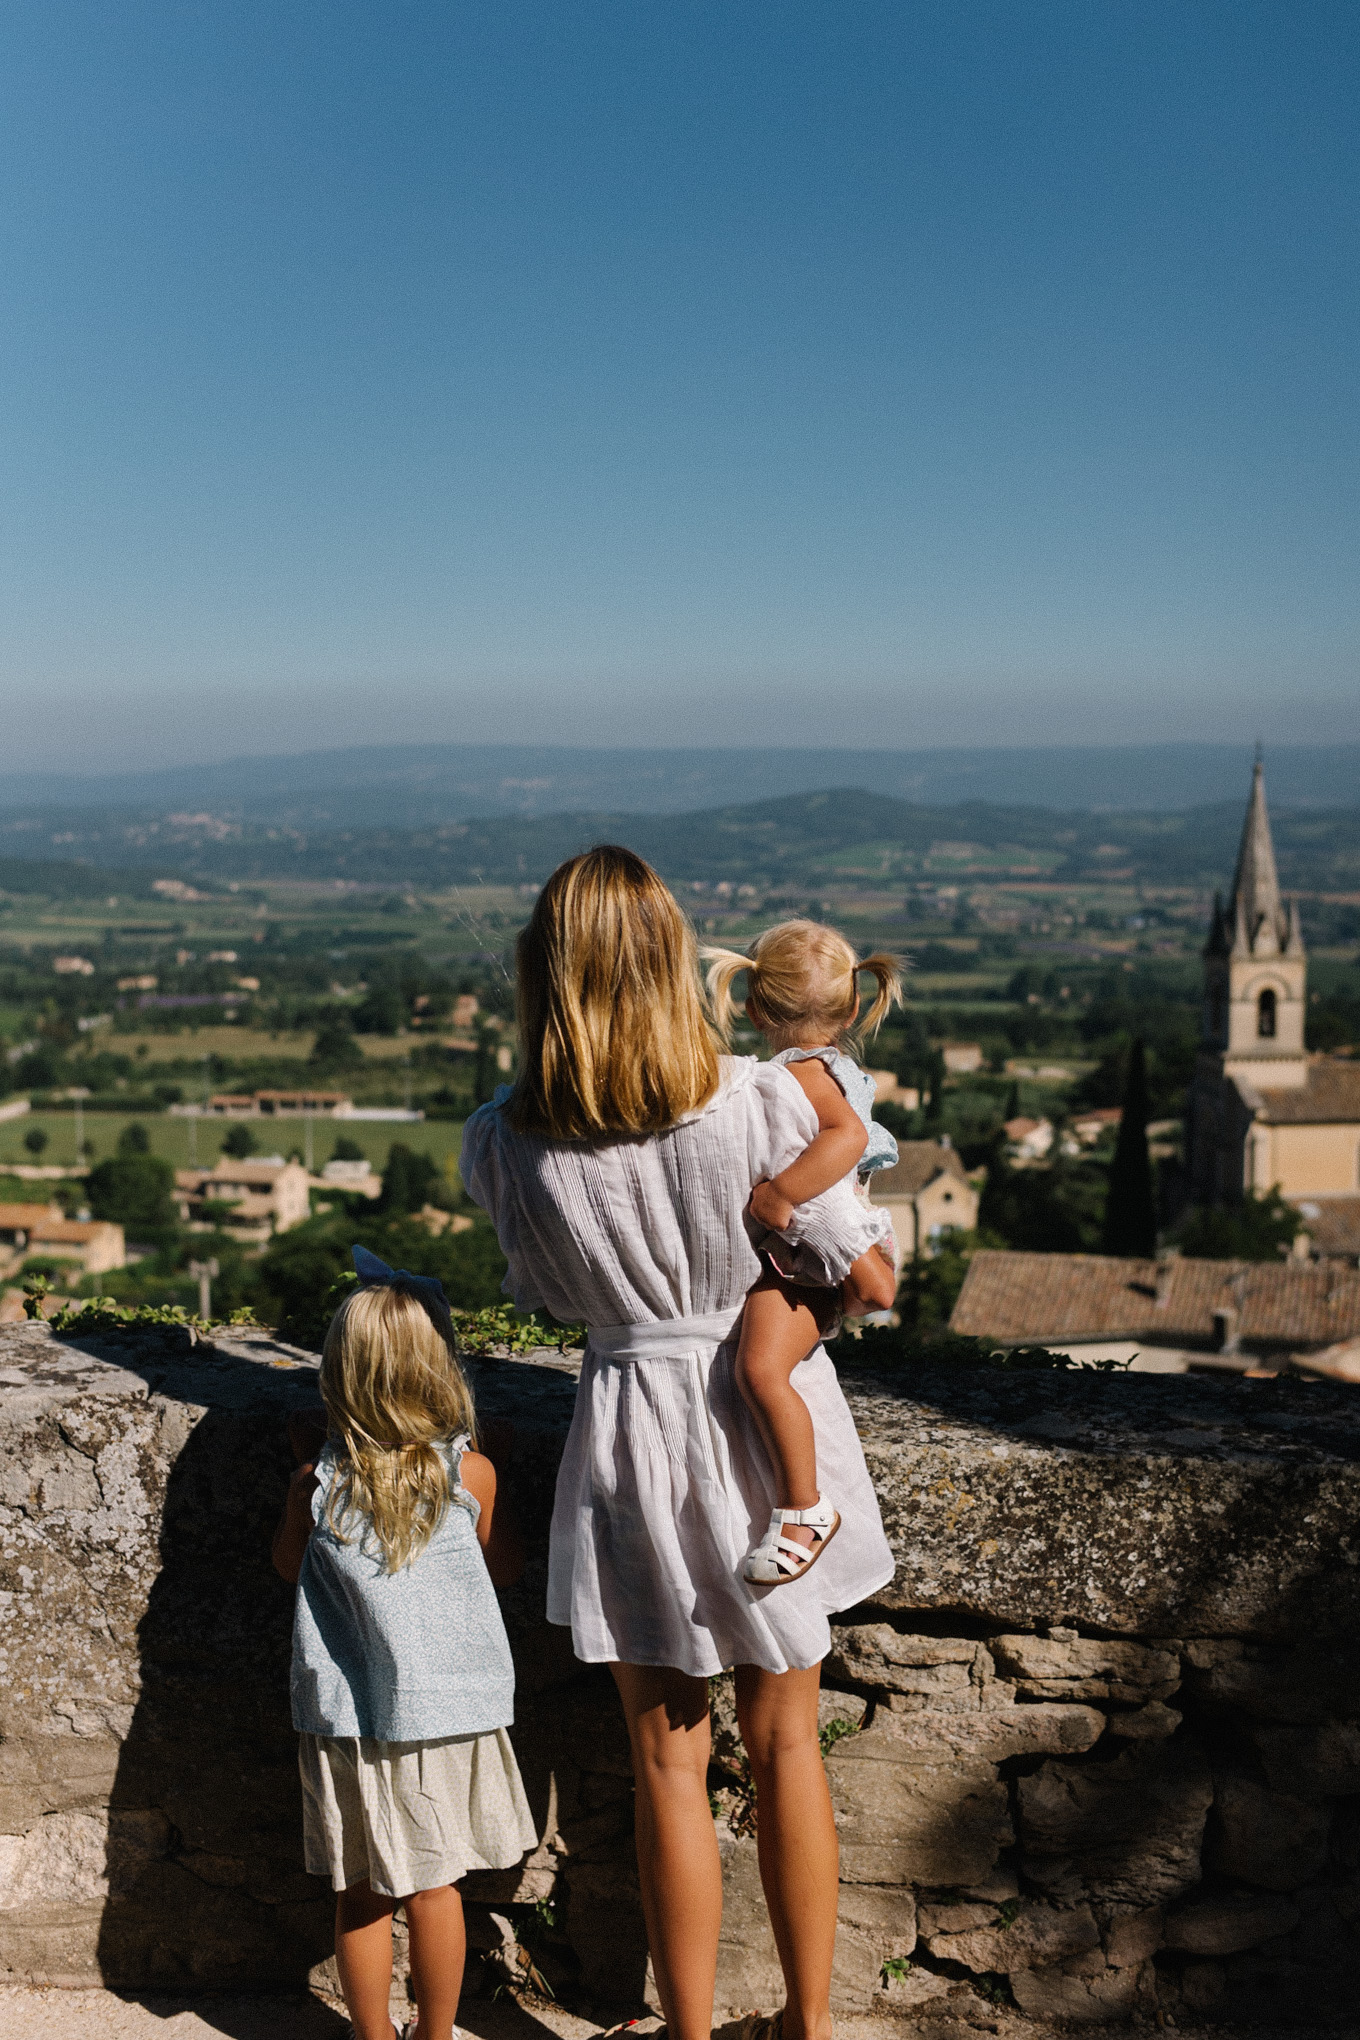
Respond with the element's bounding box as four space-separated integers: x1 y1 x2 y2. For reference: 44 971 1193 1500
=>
351 1244 448 1309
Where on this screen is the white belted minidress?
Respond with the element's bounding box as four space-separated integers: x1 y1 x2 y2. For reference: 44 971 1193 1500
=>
545 1307 896 1677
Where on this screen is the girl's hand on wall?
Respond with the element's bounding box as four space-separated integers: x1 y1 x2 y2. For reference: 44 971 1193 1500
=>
287 1407 328 1465
271 1462 319 1584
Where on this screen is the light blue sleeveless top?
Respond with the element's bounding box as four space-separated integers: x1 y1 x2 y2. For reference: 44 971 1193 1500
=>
772 1045 899 1179
291 1433 515 1742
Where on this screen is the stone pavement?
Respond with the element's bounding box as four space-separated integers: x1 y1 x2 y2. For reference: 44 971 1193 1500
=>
0 1990 1349 2040
0 1986 591 2040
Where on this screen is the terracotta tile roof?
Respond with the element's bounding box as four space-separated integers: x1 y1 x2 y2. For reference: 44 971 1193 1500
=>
870 1142 969 1199
0 1202 61 1230
1294 1196 1360 1264
1251 1058 1360 1124
950 1249 1360 1351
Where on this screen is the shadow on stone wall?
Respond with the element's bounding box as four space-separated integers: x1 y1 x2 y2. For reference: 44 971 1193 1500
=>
84 1341 338 2005
825 1359 1360 2027
84 1338 655 2024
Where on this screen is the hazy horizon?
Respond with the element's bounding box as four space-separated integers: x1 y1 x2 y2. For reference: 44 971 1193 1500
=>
3 739 1356 824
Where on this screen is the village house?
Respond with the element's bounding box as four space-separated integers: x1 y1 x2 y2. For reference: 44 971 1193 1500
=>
868 1139 980 1277
941 1040 984 1075
23 1218 126 1278
1003 1114 1054 1163
174 1158 311 1242
190 1089 354 1119
0 1202 125 1281
951 1247 1360 1375
318 1158 383 1198
1069 1105 1122 1146
864 1069 920 1111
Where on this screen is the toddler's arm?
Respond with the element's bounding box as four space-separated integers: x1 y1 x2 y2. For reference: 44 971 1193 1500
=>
272 1461 319 1584
751 1056 868 1232
461 1444 525 1588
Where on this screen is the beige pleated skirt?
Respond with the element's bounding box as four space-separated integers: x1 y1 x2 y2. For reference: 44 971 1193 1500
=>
299 1729 538 1897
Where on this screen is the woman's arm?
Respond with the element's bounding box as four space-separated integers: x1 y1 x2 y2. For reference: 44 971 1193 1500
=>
272 1462 320 1584
460 1446 525 1589
750 1058 868 1232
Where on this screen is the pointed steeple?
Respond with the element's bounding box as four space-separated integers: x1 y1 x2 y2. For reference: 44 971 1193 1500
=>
1229 752 1286 954
1231 890 1251 958
1284 896 1306 957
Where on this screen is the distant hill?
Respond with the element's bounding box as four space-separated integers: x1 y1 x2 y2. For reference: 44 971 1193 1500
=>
0 857 161 902
1 788 1357 897
1 740 1356 824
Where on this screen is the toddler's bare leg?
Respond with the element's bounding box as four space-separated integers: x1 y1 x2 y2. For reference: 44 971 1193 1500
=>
334 1880 399 2040
404 1883 467 2040
842 1239 897 1319
736 1273 832 1552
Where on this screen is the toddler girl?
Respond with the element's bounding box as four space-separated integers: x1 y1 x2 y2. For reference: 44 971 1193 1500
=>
273 1249 537 2040
705 922 901 1585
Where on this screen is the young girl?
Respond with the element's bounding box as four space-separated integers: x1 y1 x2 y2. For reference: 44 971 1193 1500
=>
704 922 902 1585
272 1251 537 2040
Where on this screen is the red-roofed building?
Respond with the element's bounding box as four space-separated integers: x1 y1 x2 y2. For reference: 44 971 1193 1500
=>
950 1248 1360 1372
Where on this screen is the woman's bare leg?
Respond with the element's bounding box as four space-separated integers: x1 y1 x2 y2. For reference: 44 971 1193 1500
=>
735 1662 837 2040
736 1275 830 1549
611 1663 721 2040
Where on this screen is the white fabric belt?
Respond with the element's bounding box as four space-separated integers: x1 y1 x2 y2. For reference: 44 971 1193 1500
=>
587 1305 745 1363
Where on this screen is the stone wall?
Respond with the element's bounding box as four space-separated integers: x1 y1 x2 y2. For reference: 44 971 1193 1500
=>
3 1322 1360 2027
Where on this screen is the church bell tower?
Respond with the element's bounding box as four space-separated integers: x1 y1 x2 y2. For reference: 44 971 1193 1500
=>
1201 753 1307 1090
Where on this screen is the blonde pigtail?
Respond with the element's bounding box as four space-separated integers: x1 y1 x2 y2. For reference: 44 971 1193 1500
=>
854 952 904 1042
701 945 754 1042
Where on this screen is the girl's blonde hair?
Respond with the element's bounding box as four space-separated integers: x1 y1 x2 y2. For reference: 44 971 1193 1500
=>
704 920 902 1050
512 844 722 1139
319 1282 477 1573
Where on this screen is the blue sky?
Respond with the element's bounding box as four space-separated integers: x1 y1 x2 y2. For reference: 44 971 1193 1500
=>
1 2 1356 771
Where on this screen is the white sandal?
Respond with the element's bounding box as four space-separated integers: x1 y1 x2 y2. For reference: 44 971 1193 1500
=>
743 1495 841 1584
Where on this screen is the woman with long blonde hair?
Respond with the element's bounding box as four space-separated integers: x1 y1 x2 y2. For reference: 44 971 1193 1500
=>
461 847 896 2040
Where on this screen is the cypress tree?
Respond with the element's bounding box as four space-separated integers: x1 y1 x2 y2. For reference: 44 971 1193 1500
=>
1101 1039 1157 1258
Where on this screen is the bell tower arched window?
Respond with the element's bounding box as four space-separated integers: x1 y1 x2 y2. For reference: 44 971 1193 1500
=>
1258 988 1277 1039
